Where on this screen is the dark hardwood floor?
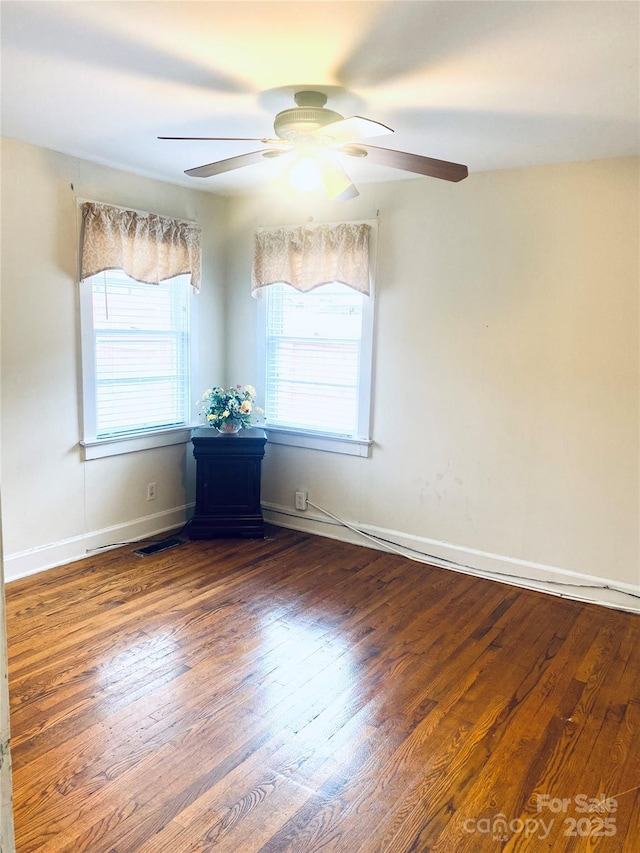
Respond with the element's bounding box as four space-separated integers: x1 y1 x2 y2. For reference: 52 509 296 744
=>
6 525 640 852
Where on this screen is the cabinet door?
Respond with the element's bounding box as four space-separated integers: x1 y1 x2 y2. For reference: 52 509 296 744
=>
198 459 260 515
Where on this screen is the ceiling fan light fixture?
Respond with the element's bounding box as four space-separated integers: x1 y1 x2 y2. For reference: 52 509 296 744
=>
289 155 324 192
315 152 358 200
281 148 357 200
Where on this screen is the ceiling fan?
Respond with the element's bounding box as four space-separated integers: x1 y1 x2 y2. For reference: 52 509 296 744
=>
159 90 468 200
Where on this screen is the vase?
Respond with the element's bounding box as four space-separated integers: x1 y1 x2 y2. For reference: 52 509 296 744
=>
216 419 242 434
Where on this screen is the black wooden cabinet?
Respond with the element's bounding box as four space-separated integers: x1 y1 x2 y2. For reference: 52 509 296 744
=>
190 427 267 539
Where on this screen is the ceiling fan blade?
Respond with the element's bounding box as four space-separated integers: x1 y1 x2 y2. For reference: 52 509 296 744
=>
185 148 288 178
354 144 468 182
159 136 281 144
311 116 394 143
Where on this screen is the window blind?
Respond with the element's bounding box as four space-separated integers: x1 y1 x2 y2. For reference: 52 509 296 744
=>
264 281 364 435
90 270 190 437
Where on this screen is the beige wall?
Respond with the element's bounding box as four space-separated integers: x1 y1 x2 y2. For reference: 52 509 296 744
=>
226 158 639 587
0 138 227 575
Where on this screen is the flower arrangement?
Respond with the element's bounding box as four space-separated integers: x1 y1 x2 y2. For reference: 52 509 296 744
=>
200 384 259 432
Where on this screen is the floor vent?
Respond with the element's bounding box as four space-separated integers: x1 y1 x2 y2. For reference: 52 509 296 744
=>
134 538 184 557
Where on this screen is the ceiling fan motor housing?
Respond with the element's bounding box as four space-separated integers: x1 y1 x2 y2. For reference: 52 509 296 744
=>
273 91 343 140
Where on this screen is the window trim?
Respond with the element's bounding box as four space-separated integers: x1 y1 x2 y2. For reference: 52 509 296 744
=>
255 219 377 455
80 425 197 461
79 271 200 459
264 427 373 458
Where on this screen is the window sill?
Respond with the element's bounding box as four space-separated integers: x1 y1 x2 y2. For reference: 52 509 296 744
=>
265 427 372 457
80 425 198 460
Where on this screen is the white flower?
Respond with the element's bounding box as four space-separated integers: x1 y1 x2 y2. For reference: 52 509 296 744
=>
244 384 256 397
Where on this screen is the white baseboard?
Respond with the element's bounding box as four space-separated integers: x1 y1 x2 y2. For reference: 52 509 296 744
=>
6 500 639 616
4 504 194 584
262 501 640 615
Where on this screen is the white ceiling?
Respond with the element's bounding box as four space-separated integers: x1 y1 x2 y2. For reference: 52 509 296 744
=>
1 1 638 195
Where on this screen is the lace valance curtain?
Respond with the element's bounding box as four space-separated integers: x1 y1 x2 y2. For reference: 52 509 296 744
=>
80 202 202 290
251 222 371 296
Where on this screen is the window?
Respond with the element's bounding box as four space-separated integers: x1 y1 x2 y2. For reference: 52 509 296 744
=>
253 218 377 457
80 269 198 458
257 279 374 457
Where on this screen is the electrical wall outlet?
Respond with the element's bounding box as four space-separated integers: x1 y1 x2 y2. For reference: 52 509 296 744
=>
295 491 308 511
147 482 157 501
